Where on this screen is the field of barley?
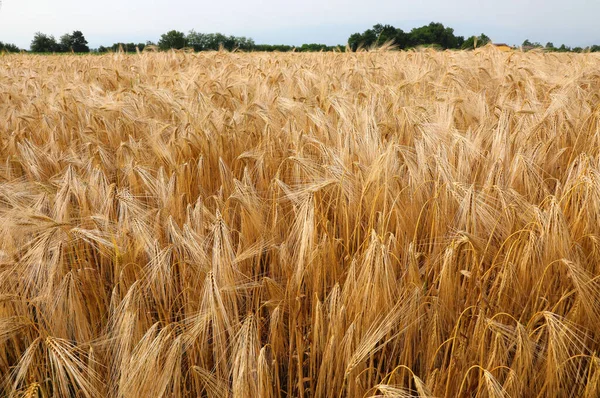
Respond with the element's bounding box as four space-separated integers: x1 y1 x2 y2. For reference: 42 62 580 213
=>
1 48 600 397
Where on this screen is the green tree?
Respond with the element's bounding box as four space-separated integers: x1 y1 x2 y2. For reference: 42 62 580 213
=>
360 29 378 48
30 32 59 52
408 22 459 48
394 29 409 49
158 30 186 50
253 44 293 52
0 41 20 52
58 31 89 52
461 33 491 50
104 42 146 52
186 30 207 51
348 32 363 51
233 36 255 51
69 31 90 52
479 34 491 45
348 22 464 52
298 43 330 52
59 33 73 52
200 33 234 51
461 36 477 49
371 24 398 46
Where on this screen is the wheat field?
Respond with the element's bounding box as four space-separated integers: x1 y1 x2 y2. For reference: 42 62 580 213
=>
0 48 600 397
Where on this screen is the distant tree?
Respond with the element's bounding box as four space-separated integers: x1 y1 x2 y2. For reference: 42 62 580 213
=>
252 44 294 52
522 39 533 47
105 42 146 52
348 22 468 51
57 31 89 53
208 33 229 50
70 31 90 52
371 24 385 37
372 24 398 46
347 28 377 50
158 30 186 50
361 29 378 48
394 29 409 48
186 32 257 52
408 24 434 46
200 33 222 51
0 41 20 52
479 34 491 45
347 33 363 51
234 36 255 51
30 32 59 52
545 42 555 50
408 22 461 49
591 45 600 52
347 24 409 51
186 30 206 51
199 33 237 51
461 33 491 50
298 43 331 52
58 33 73 52
461 36 476 49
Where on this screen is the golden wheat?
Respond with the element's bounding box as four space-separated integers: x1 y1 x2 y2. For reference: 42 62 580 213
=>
0 48 599 397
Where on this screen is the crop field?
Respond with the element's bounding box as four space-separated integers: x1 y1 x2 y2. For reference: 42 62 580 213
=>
0 49 600 397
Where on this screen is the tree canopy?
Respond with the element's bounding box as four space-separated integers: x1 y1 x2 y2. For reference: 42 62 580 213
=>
60 31 90 53
348 22 468 51
30 32 59 53
30 31 89 53
186 31 255 51
0 41 20 53
98 42 150 53
461 34 491 49
158 30 187 50
21 24 600 54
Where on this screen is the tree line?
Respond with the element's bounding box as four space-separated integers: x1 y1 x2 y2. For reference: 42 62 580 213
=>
29 31 90 53
151 30 341 52
2 23 600 53
347 22 600 52
522 39 600 53
0 41 20 52
348 22 484 50
0 29 336 53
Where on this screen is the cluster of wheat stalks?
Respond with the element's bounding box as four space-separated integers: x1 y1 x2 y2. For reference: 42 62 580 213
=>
0 48 600 397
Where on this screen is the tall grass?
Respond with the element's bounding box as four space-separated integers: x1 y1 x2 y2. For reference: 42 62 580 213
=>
0 48 599 397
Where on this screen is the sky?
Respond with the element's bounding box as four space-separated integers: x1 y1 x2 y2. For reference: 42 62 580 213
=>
0 0 599 50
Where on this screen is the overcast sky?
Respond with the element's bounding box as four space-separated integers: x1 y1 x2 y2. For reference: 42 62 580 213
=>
1 0 599 49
